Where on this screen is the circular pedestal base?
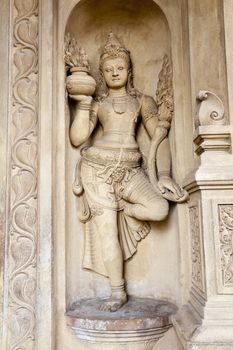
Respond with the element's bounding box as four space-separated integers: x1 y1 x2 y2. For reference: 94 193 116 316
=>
66 297 177 344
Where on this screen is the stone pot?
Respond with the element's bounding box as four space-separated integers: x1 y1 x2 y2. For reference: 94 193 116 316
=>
66 67 96 96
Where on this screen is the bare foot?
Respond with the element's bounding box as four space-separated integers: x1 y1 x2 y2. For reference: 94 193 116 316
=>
100 294 127 312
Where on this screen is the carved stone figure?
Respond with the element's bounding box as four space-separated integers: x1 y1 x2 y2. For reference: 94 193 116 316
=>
66 32 188 312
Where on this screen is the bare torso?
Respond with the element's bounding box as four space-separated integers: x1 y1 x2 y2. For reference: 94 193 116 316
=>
94 95 141 150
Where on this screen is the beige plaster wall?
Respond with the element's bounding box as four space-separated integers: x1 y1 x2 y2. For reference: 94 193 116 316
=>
223 0 233 124
188 0 228 127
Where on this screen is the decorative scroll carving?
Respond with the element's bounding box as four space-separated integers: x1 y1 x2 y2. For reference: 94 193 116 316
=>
7 1 39 349
196 90 225 126
194 91 231 156
218 205 233 288
189 205 204 291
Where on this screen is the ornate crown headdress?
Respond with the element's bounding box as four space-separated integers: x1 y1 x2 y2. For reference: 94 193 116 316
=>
100 32 130 65
98 32 138 99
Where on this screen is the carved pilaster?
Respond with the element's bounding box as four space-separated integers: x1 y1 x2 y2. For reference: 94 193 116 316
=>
215 204 233 293
188 203 206 320
7 1 39 349
189 204 205 293
174 82 233 348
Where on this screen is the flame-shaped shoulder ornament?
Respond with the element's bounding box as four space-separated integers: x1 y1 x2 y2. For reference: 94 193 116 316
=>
147 55 189 203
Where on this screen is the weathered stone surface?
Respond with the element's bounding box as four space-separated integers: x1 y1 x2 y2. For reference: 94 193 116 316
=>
66 31 188 315
1 1 233 350
67 297 177 343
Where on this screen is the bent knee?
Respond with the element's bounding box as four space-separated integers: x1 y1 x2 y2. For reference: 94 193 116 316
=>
150 198 169 221
125 198 169 222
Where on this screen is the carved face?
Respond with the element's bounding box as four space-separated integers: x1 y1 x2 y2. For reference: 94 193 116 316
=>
103 57 128 89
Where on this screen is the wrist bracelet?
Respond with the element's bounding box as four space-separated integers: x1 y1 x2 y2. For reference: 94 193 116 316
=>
157 171 170 178
79 101 92 110
157 120 170 129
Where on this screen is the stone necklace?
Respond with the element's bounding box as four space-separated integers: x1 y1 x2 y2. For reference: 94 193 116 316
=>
109 94 132 114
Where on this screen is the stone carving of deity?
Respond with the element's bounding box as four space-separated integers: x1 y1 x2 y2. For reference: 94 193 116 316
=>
65 32 188 312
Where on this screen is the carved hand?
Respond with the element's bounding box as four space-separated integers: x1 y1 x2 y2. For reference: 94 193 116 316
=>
157 176 188 202
69 94 93 104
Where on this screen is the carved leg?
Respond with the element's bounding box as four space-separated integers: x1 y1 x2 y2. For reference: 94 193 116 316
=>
100 282 127 312
123 176 169 221
94 210 127 312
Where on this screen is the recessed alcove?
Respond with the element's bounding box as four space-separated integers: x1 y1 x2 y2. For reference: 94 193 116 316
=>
2 0 233 349
64 0 181 313
65 0 170 96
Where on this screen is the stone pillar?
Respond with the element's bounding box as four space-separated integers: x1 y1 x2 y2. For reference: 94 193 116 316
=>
0 0 10 347
174 95 233 349
173 2 233 349
0 1 53 349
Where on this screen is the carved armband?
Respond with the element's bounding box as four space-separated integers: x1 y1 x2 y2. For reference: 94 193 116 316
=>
79 101 92 110
143 110 157 123
141 95 158 124
157 170 170 179
157 120 170 129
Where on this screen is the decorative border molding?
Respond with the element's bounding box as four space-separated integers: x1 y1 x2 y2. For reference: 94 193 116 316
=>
218 204 233 291
7 1 39 349
193 126 231 156
212 199 233 294
189 203 205 293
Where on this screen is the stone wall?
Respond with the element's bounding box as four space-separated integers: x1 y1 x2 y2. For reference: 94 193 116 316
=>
0 1 232 349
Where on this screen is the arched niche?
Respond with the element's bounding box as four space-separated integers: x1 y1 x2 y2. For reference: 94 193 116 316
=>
65 0 171 96
64 0 186 310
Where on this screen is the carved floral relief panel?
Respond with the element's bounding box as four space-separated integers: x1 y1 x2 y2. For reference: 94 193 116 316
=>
6 0 39 349
189 204 205 293
217 204 233 292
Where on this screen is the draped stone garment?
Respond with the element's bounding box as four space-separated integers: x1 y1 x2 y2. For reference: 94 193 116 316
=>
78 146 161 277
